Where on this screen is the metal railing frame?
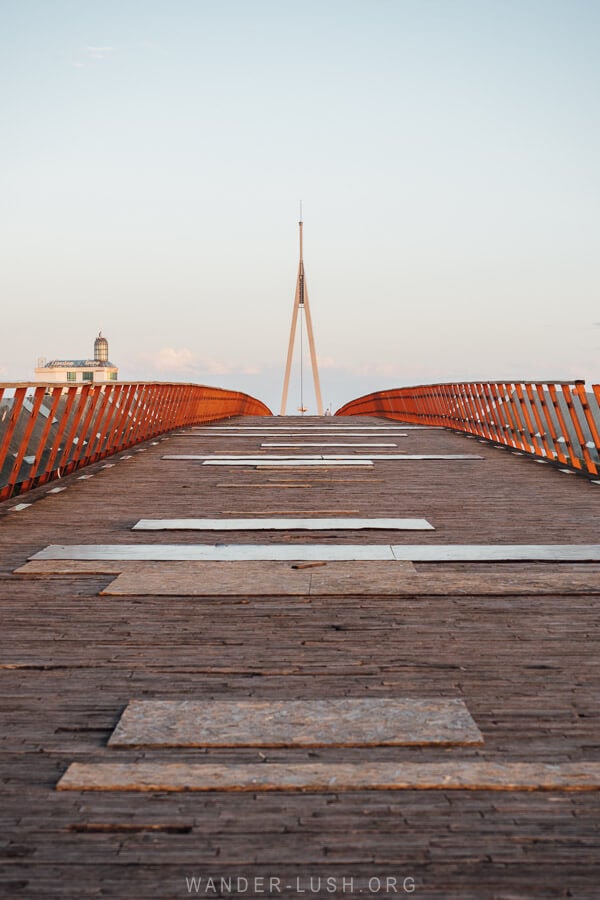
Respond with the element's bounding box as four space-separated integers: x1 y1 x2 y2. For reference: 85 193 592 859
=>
336 380 600 478
0 381 271 501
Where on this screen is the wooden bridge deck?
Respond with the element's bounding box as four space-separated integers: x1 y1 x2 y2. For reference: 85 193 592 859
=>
1 416 599 899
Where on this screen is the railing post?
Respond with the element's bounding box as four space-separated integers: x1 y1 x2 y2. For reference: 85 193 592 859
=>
573 381 600 469
21 386 64 491
54 386 91 476
525 384 553 460
503 382 529 451
0 387 28 498
69 386 105 472
3 387 45 498
560 384 596 474
85 385 116 464
547 384 581 469
515 384 542 455
112 384 138 452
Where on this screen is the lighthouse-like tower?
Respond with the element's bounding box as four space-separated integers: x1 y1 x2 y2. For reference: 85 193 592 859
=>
94 332 109 363
280 209 324 415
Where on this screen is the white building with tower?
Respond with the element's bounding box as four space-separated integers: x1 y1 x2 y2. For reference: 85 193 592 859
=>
35 332 118 383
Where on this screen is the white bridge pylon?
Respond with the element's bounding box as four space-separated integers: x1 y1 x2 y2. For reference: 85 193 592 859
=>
280 211 324 416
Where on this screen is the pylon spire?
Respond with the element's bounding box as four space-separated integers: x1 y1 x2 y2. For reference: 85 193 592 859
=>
280 208 324 416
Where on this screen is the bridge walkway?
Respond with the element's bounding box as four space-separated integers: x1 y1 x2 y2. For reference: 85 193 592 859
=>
0 416 599 898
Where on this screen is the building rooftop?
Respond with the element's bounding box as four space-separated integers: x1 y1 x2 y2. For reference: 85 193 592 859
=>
42 359 117 368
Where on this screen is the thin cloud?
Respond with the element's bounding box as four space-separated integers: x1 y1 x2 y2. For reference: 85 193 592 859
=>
87 46 115 60
317 355 337 369
140 347 261 378
152 347 198 373
71 46 115 67
350 362 407 378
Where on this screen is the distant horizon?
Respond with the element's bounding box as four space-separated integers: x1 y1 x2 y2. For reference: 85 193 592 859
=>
6 315 600 418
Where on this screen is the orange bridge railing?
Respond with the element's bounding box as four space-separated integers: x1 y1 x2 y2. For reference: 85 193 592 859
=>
336 381 600 478
0 382 271 501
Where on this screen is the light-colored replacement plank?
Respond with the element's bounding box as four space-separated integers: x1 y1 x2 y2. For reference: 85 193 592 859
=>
163 454 483 461
203 460 375 468
176 434 409 438
179 433 410 439
165 454 319 460
220 510 362 514
182 434 417 438
179 427 410 440
57 761 600 792
179 428 411 431
195 425 430 429
390 544 600 561
186 428 414 433
132 517 434 532
108 698 483 748
197 425 406 428
194 454 326 459
180 428 412 431
31 544 397 561
30 543 600 563
260 442 399 447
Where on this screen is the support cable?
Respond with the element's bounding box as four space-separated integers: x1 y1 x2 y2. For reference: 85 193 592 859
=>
299 306 305 414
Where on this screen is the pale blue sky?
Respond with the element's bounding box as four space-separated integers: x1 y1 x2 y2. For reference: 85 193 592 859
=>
1 0 599 412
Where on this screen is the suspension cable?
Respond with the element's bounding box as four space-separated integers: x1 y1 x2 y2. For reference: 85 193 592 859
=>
299 306 305 414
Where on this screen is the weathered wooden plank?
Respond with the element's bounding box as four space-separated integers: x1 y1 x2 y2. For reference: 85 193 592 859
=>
107 698 483 748
57 761 600 792
99 565 600 597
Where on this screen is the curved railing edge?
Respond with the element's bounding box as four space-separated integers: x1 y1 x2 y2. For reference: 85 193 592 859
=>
0 381 272 501
335 380 600 478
